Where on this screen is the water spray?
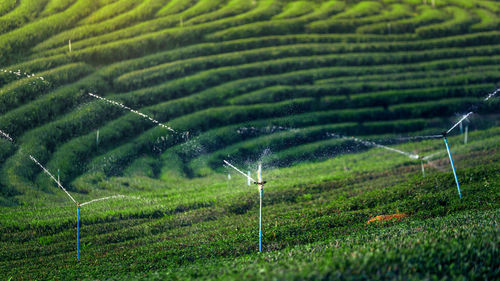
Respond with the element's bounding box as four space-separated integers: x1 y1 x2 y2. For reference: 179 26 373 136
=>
328 133 420 160
446 112 473 136
223 160 256 183
484 88 499 101
29 155 78 204
88 93 176 133
30 154 127 260
0 129 14 143
1 69 45 81
223 160 266 252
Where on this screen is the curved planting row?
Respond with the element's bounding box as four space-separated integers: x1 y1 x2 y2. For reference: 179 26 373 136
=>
0 0 498 197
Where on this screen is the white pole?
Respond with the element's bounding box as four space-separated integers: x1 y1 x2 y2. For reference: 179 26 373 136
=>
248 171 251 186
421 160 425 177
69 40 72 52
96 130 99 148
228 173 231 180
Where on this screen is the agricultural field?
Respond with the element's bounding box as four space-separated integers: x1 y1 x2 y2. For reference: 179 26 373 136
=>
0 0 499 280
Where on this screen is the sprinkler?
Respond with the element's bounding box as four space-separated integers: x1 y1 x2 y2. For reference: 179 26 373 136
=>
29 155 126 260
224 160 267 252
254 164 266 252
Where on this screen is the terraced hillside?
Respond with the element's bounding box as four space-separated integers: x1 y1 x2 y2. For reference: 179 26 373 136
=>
1 0 499 197
0 0 499 280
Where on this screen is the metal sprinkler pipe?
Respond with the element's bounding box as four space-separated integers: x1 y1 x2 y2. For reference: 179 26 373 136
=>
442 132 462 198
77 203 80 261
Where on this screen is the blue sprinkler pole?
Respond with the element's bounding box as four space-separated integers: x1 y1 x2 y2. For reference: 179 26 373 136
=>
443 134 462 198
77 205 80 261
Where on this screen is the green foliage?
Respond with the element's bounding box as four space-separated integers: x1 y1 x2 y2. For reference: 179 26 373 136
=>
1 1 499 278
0 0 17 17
0 0 101 65
416 6 480 38
40 0 77 16
0 63 94 114
0 0 49 34
79 0 139 25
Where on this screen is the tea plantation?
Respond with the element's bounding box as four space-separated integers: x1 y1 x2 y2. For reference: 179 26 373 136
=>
0 0 499 280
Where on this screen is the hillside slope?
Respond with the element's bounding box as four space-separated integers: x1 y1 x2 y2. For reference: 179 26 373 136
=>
0 1 499 279
0 0 499 200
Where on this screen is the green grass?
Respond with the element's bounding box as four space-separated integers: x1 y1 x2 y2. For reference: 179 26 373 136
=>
1 130 499 279
0 0 499 279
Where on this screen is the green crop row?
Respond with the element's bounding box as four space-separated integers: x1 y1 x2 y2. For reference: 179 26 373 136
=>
0 63 94 114
203 0 346 41
125 59 499 105
38 96 417 186
113 44 500 92
476 0 500 12
4 61 496 188
315 65 500 85
259 120 438 167
167 0 227 24
32 0 282 62
231 81 496 106
416 6 480 38
100 32 417 81
318 64 499 85
0 0 49 34
78 0 139 25
59 0 226 56
0 0 17 18
185 0 254 26
34 0 254 59
0 0 101 65
178 115 431 170
114 38 500 91
28 66 499 186
195 119 433 172
31 0 170 53
20 31 490 82
0 73 107 138
82 95 486 179
0 125 498 280
330 1 382 19
309 3 412 33
155 0 198 17
189 96 485 170
357 5 447 34
113 60 499 128
471 8 500 31
6 55 74 75
40 0 76 17
273 0 315 19
348 83 496 108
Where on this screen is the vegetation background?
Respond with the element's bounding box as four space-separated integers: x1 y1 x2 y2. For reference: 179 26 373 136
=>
0 0 499 279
